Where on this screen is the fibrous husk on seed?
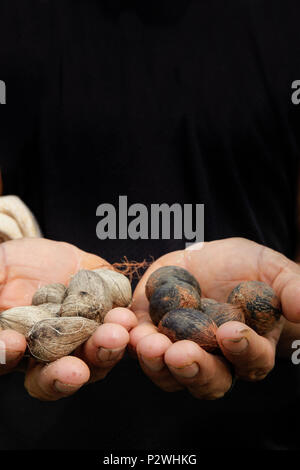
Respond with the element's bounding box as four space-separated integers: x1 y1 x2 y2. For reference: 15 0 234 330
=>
67 270 107 296
32 283 67 306
39 303 62 316
60 292 108 322
26 316 99 362
93 268 132 307
0 306 58 336
60 270 112 322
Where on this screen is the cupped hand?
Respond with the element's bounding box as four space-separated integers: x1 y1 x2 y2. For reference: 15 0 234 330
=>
130 238 300 399
0 238 137 400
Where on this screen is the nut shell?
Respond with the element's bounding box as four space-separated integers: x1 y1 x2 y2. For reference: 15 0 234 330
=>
227 281 281 335
93 268 132 308
60 270 113 323
39 303 62 316
32 283 67 306
202 301 245 327
67 270 106 297
0 305 58 336
200 298 217 309
146 266 201 300
26 317 99 362
149 281 201 326
158 308 218 353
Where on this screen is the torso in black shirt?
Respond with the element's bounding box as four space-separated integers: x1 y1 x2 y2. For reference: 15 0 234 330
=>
0 0 300 450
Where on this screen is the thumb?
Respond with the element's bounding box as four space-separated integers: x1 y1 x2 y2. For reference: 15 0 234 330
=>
260 246 300 323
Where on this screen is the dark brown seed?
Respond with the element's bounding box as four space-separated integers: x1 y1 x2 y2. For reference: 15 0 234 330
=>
149 281 201 326
158 308 218 353
200 298 218 309
146 266 201 300
227 281 281 335
201 301 245 327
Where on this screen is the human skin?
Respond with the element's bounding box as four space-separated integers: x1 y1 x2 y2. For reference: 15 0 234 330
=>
2 236 300 401
130 238 300 399
0 238 137 401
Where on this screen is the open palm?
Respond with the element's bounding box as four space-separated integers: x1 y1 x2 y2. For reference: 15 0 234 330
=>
0 238 136 400
130 238 300 399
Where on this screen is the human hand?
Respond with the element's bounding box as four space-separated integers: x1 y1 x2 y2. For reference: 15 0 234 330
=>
130 238 300 399
0 238 137 400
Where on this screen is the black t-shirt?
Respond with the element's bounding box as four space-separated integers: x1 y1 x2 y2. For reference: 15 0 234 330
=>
0 0 300 450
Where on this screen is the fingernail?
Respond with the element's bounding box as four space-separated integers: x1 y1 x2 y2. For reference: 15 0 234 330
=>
97 347 124 362
222 337 248 354
169 363 199 378
185 242 205 251
141 355 164 372
54 381 82 394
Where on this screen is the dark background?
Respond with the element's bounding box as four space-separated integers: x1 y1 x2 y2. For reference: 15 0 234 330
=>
0 0 300 450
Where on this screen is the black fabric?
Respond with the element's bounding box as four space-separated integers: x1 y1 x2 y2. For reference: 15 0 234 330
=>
0 0 300 450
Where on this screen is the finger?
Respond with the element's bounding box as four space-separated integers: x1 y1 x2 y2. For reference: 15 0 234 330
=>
0 330 26 375
136 333 183 392
261 247 300 323
129 322 157 352
80 323 129 381
24 356 90 401
104 308 138 332
165 340 232 400
216 320 283 381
